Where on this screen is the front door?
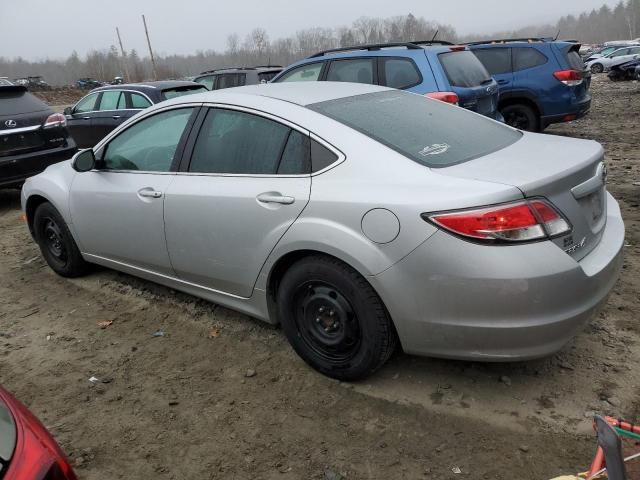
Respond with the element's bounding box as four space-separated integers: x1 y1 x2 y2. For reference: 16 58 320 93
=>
164 107 312 297
69 107 196 275
66 91 100 148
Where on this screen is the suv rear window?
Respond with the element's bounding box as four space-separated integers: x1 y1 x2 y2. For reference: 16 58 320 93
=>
0 88 48 115
566 49 586 71
438 51 491 88
309 90 521 168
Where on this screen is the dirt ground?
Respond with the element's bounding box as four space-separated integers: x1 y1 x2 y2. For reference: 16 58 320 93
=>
1 75 639 479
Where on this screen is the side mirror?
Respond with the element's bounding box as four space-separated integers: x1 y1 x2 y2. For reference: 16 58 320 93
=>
63 106 72 116
72 149 96 172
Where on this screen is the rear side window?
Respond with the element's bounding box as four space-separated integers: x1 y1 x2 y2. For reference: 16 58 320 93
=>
311 140 338 172
513 48 547 71
189 109 291 174
195 75 215 90
309 90 521 168
276 63 323 82
326 59 374 84
130 93 152 109
215 74 246 90
383 58 421 89
0 89 48 115
473 48 512 75
438 51 491 87
278 130 310 175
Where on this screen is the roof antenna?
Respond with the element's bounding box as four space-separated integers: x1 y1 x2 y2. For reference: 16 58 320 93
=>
553 30 560 41
430 29 439 43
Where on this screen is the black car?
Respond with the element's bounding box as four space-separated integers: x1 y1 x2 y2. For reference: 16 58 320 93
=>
64 81 207 148
193 66 282 90
0 85 76 189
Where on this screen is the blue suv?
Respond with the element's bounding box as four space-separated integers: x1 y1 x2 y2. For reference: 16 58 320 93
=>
469 38 591 131
271 41 501 120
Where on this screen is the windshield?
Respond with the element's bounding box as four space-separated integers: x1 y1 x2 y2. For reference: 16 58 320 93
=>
438 51 491 88
161 86 208 100
309 90 521 168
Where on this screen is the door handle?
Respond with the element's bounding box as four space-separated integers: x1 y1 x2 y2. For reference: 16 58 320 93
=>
256 193 294 205
137 188 163 199
82 116 90 120
112 115 121 120
497 79 510 85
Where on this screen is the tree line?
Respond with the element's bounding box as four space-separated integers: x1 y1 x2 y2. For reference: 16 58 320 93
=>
2 1 639 87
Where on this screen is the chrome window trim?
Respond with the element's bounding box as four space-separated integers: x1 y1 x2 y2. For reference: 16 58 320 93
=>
70 89 154 115
0 124 41 135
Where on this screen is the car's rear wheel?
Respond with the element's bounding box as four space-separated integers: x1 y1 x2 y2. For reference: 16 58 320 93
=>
33 202 89 277
591 63 604 74
277 255 397 381
501 104 539 132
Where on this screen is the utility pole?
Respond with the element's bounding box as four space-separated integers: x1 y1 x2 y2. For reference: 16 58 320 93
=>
115 27 131 82
142 14 158 80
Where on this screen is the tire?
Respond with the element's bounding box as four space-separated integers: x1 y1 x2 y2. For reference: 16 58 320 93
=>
591 63 604 74
501 103 539 132
33 202 90 277
277 255 397 381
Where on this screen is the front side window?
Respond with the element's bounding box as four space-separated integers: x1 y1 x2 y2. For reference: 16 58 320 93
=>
276 63 323 83
610 48 629 57
383 58 421 89
326 59 374 84
189 109 293 174
473 48 512 75
74 93 99 114
513 48 548 71
309 90 521 168
438 51 491 87
98 91 122 111
130 92 152 109
102 108 193 172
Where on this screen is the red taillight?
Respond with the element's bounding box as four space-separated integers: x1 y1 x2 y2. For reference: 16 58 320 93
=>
43 113 66 129
0 388 77 480
424 199 571 243
425 91 460 105
553 69 583 86
449 45 466 51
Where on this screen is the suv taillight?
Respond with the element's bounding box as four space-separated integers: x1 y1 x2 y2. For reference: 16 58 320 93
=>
425 92 459 105
43 113 66 129
553 69 583 86
423 199 571 243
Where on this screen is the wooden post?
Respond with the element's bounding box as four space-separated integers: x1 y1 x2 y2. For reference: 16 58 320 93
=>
115 27 131 82
142 15 158 80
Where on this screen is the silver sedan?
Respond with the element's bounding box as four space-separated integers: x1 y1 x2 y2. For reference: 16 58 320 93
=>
21 83 624 380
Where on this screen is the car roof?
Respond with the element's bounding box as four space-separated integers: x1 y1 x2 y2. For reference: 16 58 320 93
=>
160 82 391 108
93 81 200 92
197 66 283 76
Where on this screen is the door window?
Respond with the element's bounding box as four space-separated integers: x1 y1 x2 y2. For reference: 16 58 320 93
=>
383 58 421 89
189 109 294 174
195 75 215 90
98 91 122 111
326 59 374 84
102 108 193 172
439 51 491 87
130 92 152 109
216 74 246 89
277 130 310 175
74 93 99 114
610 48 629 57
116 92 127 109
513 48 548 71
473 48 512 75
276 63 323 82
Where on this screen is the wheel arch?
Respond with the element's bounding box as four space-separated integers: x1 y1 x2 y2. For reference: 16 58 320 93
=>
25 194 50 238
498 94 542 118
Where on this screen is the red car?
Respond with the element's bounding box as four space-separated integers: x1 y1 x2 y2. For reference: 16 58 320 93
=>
0 387 76 480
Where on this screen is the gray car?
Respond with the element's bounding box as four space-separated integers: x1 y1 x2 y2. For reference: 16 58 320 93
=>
21 83 624 380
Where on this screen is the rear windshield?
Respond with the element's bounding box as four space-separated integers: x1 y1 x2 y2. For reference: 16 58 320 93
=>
439 51 491 87
566 49 586 70
0 89 48 115
309 90 521 168
161 85 208 100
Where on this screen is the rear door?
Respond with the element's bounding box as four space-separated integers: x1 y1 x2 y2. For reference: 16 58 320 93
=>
66 92 100 148
472 47 514 89
436 50 500 118
164 107 311 297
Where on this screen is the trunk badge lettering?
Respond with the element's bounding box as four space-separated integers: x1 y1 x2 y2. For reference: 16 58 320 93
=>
565 237 586 255
419 143 450 156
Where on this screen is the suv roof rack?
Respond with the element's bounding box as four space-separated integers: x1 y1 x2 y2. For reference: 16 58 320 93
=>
308 42 434 58
466 37 553 45
253 65 283 69
411 39 454 46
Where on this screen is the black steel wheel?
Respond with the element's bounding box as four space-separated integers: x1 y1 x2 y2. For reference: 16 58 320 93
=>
277 255 397 381
33 202 90 277
501 103 539 132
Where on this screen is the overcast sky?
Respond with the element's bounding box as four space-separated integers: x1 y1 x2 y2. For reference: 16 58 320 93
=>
1 0 620 60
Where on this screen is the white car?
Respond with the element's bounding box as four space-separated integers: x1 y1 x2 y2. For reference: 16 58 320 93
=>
587 46 640 73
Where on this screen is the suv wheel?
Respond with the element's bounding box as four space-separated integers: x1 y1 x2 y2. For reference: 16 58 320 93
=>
591 63 604 74
277 255 397 381
501 104 539 132
34 202 90 277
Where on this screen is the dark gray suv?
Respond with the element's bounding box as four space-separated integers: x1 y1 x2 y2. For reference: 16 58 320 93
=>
193 66 282 90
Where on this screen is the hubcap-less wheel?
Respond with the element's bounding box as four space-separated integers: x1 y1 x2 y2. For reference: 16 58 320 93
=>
43 218 67 262
293 281 361 363
504 110 531 130
591 63 604 74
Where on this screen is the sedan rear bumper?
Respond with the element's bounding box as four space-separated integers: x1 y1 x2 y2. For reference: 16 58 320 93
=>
371 191 624 361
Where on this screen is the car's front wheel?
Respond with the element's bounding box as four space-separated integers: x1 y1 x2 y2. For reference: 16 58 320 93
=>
33 202 90 277
277 255 397 381
591 63 604 74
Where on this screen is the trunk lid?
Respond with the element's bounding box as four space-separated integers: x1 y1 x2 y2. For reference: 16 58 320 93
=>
436 132 607 261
